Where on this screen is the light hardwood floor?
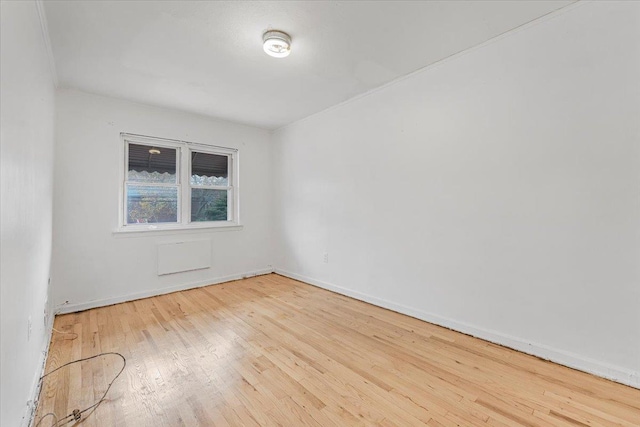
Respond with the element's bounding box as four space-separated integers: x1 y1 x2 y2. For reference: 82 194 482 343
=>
35 274 640 426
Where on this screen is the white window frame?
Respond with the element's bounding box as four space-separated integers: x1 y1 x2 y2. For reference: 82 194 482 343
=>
117 133 240 233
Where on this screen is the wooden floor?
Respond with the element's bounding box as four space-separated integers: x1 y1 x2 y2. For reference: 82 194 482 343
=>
35 274 639 426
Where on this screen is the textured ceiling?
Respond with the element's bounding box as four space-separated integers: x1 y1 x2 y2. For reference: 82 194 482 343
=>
43 1 573 129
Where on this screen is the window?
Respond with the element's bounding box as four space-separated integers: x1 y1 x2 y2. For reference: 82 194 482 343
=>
119 133 239 231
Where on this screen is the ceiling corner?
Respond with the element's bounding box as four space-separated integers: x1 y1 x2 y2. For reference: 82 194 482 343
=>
35 0 59 87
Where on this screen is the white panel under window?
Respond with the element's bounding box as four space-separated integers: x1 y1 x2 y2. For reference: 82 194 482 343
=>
157 240 211 275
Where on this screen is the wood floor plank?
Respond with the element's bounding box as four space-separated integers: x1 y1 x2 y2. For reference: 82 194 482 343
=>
34 274 640 426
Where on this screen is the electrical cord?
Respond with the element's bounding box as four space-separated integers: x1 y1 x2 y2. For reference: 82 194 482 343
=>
34 412 58 427
34 352 126 426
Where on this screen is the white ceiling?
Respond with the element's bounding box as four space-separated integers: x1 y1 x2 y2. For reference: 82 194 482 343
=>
43 1 572 129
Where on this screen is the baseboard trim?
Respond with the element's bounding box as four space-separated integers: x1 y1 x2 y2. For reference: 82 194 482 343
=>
23 312 54 427
274 269 640 390
54 268 274 314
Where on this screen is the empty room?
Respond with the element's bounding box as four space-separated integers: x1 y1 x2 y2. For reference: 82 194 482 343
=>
1 0 639 426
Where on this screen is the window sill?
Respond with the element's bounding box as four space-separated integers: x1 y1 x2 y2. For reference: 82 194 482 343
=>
112 222 243 238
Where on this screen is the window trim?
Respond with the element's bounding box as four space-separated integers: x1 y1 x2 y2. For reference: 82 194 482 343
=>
116 133 240 233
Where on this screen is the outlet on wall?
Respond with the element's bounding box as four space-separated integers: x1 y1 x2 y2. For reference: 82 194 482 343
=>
323 252 329 264
27 316 32 341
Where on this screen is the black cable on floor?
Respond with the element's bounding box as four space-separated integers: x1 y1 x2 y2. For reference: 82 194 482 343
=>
34 352 126 426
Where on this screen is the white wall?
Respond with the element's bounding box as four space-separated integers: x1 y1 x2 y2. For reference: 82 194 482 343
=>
52 90 274 312
272 2 640 387
1 2 57 426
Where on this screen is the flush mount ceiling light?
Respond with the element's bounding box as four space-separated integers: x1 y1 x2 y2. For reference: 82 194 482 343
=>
263 30 291 58
148 148 161 155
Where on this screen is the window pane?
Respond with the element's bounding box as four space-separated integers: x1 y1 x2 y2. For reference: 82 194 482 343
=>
191 152 228 186
127 185 178 224
128 143 177 183
191 189 228 222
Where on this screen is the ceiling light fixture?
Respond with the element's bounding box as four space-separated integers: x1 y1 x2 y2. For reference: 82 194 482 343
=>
148 148 161 155
263 30 291 58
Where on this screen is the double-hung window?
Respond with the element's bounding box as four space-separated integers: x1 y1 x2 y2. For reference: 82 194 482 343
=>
119 133 239 231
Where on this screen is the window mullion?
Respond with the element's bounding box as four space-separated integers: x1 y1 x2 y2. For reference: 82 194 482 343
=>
181 146 190 225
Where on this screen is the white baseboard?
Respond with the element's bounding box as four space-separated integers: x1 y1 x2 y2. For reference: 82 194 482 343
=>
22 310 54 427
54 268 274 314
274 268 640 390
